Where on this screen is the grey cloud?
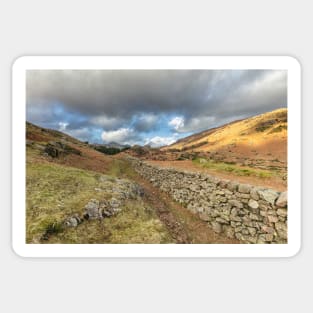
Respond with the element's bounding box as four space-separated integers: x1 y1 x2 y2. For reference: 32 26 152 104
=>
90 115 126 130
133 114 159 132
27 69 287 138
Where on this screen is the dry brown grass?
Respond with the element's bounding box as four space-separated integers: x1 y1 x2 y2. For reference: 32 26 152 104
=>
165 108 287 163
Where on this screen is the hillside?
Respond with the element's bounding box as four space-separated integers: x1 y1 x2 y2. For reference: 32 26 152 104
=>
164 108 287 162
130 108 287 190
26 122 173 244
26 122 237 244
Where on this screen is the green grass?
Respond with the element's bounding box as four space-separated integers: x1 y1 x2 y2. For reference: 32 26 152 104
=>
107 158 138 179
192 158 273 178
48 199 172 244
26 158 172 244
27 162 105 242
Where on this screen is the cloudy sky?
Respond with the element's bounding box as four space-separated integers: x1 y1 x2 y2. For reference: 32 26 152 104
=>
26 69 287 147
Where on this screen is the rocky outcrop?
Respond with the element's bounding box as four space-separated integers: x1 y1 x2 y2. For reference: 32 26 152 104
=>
127 156 288 244
64 175 144 225
44 141 82 158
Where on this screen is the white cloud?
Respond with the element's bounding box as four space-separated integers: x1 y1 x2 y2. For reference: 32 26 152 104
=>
144 135 178 148
58 122 69 131
168 116 184 131
101 128 137 144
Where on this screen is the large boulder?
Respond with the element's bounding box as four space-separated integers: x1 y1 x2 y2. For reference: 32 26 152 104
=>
44 141 81 158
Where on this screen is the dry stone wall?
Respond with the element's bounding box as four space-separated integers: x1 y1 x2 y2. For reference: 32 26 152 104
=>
127 157 287 244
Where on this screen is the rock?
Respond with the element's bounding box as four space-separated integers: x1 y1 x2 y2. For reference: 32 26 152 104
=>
64 214 82 227
242 216 253 227
230 215 242 222
247 227 257 236
277 208 287 217
224 226 235 239
258 201 271 211
249 213 260 221
44 144 60 158
229 199 243 209
199 212 211 221
211 221 222 233
248 199 259 210
257 234 274 243
67 217 78 227
216 217 229 224
242 228 250 235
227 181 238 192
257 234 267 244
84 199 100 219
267 215 279 223
235 232 245 241
216 190 225 195
44 141 81 158
259 210 267 217
238 184 251 194
276 191 287 207
218 180 230 188
211 177 221 184
234 226 243 232
275 222 287 239
237 193 250 199
250 188 260 201
265 234 274 242
257 189 279 205
261 225 275 234
230 207 239 216
244 236 258 244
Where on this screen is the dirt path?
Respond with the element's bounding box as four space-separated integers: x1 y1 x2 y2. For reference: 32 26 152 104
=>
130 168 240 244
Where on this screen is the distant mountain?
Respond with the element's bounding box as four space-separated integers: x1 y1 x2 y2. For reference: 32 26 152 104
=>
91 142 130 149
89 142 130 155
107 142 131 149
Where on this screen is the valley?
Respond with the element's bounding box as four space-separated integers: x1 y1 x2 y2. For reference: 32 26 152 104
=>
26 108 287 244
